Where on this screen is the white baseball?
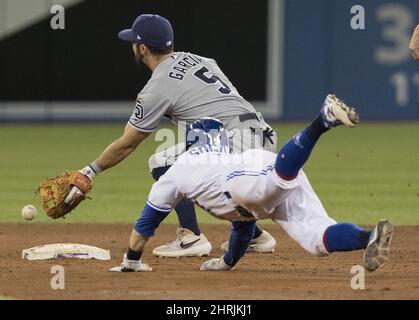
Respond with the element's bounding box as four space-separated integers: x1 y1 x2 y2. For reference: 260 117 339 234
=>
21 204 37 221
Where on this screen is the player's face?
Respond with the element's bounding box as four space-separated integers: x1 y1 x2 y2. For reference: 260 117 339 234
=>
132 43 146 68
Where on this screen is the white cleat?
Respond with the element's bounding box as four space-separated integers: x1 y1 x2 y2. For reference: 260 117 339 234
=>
220 230 276 253
152 228 212 258
109 253 153 272
363 220 393 272
321 94 360 128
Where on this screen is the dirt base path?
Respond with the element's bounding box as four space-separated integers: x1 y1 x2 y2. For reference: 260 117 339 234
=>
0 224 418 299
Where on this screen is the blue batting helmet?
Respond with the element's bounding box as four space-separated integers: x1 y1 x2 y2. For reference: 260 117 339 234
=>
185 117 229 150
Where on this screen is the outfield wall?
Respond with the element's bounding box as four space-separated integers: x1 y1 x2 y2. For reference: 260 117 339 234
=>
0 0 418 121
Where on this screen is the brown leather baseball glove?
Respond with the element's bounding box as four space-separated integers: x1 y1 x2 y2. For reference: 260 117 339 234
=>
37 171 92 219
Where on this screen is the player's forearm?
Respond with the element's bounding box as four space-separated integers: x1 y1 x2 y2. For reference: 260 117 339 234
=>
224 220 256 267
94 137 139 171
93 127 149 172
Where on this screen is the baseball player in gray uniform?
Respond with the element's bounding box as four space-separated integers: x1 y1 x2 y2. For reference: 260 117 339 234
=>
71 14 277 257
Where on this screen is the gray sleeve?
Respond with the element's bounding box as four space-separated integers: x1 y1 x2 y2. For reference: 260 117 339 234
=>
127 91 172 132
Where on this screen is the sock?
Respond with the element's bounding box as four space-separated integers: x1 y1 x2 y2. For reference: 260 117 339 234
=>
275 114 328 180
152 165 201 236
253 225 262 239
127 247 141 260
323 222 372 253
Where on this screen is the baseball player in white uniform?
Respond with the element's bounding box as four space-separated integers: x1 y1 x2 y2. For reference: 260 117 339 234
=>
110 94 394 273
70 13 277 257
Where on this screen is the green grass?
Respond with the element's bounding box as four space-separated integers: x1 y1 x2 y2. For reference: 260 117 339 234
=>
0 122 418 225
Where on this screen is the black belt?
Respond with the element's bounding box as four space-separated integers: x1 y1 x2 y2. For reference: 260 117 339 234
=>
238 113 260 122
238 113 275 147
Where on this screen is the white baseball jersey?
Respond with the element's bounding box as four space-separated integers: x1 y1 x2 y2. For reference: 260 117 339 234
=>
127 52 256 132
147 146 336 256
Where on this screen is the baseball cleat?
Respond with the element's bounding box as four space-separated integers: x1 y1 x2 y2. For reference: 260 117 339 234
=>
109 253 153 272
220 230 276 253
363 220 393 272
321 94 360 128
152 228 212 258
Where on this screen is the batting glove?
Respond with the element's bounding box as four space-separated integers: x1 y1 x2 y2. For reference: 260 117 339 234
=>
64 165 97 204
200 256 233 271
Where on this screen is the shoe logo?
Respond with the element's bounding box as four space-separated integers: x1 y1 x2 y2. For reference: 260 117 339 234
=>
179 238 200 249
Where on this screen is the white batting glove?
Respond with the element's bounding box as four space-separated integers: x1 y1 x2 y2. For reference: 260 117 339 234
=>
200 256 233 271
109 253 153 272
78 165 98 181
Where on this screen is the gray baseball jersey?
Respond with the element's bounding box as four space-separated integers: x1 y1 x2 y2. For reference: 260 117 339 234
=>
127 52 256 132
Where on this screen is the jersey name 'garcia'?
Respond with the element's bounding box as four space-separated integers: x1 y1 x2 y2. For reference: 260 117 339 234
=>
127 52 256 132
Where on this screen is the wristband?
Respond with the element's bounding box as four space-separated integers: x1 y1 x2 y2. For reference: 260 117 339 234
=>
88 162 102 174
79 164 99 180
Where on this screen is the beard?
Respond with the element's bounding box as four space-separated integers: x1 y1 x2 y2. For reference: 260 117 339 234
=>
134 51 147 70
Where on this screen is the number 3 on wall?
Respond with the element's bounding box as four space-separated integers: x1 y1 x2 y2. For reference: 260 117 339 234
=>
374 3 414 65
193 66 232 94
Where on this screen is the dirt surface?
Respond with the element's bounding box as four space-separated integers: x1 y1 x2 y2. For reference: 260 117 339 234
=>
0 223 418 300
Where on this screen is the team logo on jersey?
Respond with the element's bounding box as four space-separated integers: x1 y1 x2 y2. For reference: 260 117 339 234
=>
133 98 144 120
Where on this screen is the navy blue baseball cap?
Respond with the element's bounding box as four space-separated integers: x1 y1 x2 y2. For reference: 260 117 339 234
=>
118 14 174 48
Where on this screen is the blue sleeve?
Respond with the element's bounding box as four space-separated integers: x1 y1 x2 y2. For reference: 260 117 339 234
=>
223 220 256 267
134 203 171 237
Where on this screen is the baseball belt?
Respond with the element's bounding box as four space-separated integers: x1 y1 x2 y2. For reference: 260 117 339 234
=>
238 112 262 123
239 113 275 147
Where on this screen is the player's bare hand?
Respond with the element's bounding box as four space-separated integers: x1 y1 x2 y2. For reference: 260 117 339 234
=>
409 24 419 60
200 256 232 271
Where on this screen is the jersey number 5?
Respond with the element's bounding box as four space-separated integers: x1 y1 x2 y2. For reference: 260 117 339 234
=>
193 66 231 95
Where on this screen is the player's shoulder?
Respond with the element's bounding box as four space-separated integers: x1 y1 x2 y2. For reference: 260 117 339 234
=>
138 51 217 98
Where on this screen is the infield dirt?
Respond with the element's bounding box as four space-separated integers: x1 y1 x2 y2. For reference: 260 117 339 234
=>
0 224 418 299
